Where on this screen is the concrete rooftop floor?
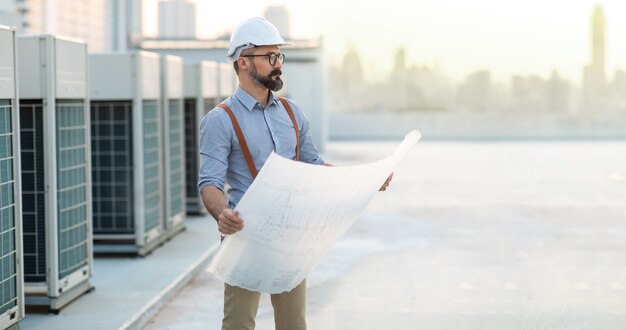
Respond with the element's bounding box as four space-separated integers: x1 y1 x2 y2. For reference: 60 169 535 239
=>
16 140 626 330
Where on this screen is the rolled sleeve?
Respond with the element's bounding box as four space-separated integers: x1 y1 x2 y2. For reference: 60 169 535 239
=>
197 109 231 192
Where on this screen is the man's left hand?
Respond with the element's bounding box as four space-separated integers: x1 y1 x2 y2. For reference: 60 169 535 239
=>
379 172 393 191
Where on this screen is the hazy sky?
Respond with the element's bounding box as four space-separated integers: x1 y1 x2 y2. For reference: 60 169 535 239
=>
144 0 626 84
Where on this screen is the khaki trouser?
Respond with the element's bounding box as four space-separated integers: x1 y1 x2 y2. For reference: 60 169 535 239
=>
222 280 307 330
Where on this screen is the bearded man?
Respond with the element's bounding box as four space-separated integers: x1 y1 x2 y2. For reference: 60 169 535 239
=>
198 17 392 330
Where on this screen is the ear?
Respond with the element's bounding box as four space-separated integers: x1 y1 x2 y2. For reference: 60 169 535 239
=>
238 57 250 70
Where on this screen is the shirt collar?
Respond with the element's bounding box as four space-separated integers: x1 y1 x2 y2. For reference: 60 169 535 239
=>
233 86 280 112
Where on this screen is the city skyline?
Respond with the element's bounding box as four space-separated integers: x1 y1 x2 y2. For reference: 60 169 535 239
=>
143 0 626 84
328 3 625 114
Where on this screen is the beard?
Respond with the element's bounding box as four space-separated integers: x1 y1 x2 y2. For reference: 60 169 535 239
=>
249 62 283 91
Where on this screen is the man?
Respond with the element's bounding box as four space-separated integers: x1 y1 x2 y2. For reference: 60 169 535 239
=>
198 17 392 330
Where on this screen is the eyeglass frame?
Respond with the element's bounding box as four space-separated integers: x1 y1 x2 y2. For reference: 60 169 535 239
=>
241 52 286 66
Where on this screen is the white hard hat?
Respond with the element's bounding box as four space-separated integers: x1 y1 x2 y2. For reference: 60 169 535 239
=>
227 17 290 61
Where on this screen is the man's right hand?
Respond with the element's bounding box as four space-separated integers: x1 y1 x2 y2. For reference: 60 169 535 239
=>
218 209 244 235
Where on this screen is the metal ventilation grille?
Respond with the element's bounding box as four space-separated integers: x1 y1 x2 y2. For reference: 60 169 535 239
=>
183 99 197 200
20 100 46 282
184 98 214 208
56 100 89 280
143 100 161 232
90 101 134 234
0 99 17 314
168 99 184 217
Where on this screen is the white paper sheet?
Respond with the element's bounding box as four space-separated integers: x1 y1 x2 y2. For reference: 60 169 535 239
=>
207 130 421 293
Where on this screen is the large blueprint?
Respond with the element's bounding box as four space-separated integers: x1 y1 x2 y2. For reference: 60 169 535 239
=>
207 130 421 293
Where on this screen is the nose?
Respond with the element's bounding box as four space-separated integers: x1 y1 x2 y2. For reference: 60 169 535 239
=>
273 59 283 69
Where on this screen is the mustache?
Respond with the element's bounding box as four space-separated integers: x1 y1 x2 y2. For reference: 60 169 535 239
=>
270 69 282 76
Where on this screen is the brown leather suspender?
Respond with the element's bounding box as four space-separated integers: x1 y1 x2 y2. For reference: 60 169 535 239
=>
216 96 300 179
278 97 300 161
216 103 259 178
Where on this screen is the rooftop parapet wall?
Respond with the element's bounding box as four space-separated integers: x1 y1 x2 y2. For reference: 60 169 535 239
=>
329 112 626 140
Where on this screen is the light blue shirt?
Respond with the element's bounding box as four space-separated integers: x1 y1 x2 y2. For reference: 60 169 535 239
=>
198 87 324 208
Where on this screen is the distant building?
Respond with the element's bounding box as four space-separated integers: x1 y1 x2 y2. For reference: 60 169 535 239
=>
0 0 19 27
458 70 491 112
547 70 572 113
158 0 196 39
110 0 144 51
0 0 11 10
9 0 109 52
391 48 408 110
0 10 19 28
509 72 571 113
264 6 290 38
510 75 546 112
409 64 454 111
609 70 626 111
332 45 366 112
582 4 607 111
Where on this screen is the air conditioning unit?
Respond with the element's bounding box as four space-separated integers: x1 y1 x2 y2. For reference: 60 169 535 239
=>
218 63 236 99
160 55 185 238
0 25 25 329
183 61 219 214
89 52 165 255
17 35 94 311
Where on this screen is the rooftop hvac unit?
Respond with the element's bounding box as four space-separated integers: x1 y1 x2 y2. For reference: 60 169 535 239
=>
0 25 25 328
218 63 236 99
159 55 185 238
17 35 94 310
89 52 165 255
183 61 218 214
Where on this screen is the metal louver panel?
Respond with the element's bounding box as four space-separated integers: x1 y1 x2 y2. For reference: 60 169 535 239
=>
184 97 214 214
90 101 134 234
168 99 184 218
142 100 161 233
184 98 198 201
0 99 18 315
19 100 45 282
55 100 89 280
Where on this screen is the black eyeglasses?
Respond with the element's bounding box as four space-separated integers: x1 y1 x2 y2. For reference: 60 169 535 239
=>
242 52 285 66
